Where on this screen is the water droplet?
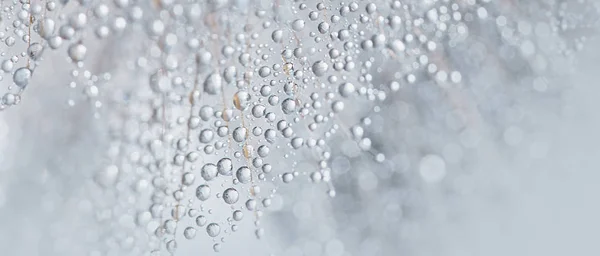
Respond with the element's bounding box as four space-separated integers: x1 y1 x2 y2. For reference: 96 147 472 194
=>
217 158 233 176
236 166 252 184
206 223 221 237
201 164 218 181
13 67 32 88
291 19 305 31
184 227 197 239
68 43 87 62
311 61 329 77
196 185 211 201
204 72 222 95
223 188 239 204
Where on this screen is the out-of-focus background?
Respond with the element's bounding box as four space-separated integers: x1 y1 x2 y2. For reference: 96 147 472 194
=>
1 1 599 255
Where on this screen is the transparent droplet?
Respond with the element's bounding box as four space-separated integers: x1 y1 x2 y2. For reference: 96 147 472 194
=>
222 188 239 204
68 43 87 62
236 166 252 184
201 163 218 181
13 67 32 88
196 184 211 201
311 61 329 77
184 227 197 239
206 223 221 237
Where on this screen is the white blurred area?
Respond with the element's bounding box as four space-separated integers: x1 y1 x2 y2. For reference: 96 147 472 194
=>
409 37 600 256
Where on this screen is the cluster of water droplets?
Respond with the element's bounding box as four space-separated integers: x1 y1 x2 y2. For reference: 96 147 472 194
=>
0 0 598 255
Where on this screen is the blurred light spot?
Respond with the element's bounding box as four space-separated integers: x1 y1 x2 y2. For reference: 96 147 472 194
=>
419 154 447 183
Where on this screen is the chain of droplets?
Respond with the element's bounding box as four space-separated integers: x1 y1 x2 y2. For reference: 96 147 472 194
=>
2 0 597 255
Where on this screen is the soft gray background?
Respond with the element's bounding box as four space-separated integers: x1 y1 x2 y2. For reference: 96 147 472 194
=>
1 2 599 256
